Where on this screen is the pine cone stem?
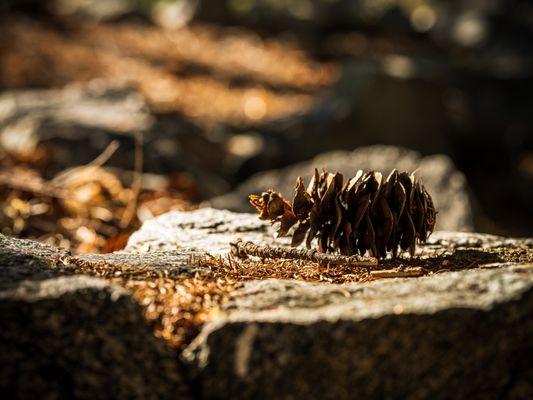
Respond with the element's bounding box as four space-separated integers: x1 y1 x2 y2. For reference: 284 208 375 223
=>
230 239 378 268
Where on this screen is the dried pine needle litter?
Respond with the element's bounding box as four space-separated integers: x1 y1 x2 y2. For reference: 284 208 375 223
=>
66 245 532 351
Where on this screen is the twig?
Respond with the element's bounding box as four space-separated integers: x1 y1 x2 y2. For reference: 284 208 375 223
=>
370 267 424 278
53 140 120 185
230 239 378 268
121 131 143 228
89 140 120 167
0 140 121 199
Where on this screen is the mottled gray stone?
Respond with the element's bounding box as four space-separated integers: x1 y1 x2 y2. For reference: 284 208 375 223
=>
0 234 207 289
2 203 532 400
126 207 282 255
210 145 474 232
184 265 533 399
0 275 190 399
0 234 191 399
0 233 70 290
0 83 227 196
127 208 533 398
427 231 533 250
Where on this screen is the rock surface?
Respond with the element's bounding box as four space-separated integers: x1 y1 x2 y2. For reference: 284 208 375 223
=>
210 145 474 232
2 206 533 399
0 235 191 399
184 264 533 399
0 83 152 163
0 82 227 196
0 233 71 290
75 250 211 278
126 207 279 255
128 208 533 399
0 234 208 288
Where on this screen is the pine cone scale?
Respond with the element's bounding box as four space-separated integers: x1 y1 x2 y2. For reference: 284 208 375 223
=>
249 168 436 259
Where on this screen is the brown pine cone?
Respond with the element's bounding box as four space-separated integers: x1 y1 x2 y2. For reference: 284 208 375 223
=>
249 169 436 259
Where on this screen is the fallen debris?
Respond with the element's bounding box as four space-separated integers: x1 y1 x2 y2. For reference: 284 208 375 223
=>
230 239 378 267
370 266 425 278
0 147 195 253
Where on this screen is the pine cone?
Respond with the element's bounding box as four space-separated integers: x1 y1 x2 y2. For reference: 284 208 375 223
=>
249 169 436 259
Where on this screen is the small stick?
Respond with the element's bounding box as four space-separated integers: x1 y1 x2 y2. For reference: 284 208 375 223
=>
89 140 121 167
53 140 120 185
230 239 378 268
370 267 424 278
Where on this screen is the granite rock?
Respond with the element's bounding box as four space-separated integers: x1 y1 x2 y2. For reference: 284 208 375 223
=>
2 205 532 399
127 208 533 399
0 233 71 290
184 264 533 399
0 235 191 399
0 82 227 196
126 207 280 255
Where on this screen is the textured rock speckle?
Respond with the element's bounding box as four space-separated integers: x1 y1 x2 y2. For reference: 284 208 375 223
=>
0 235 191 399
2 205 532 399
184 265 533 399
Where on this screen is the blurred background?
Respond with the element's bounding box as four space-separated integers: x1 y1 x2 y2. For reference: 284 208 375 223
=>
0 0 532 253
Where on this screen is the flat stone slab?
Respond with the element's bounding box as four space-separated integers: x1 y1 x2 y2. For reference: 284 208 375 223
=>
0 233 71 289
125 209 533 398
184 265 533 399
2 206 532 399
426 231 533 249
222 264 533 319
75 251 211 278
126 207 283 255
0 234 210 288
0 274 190 399
0 234 192 399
